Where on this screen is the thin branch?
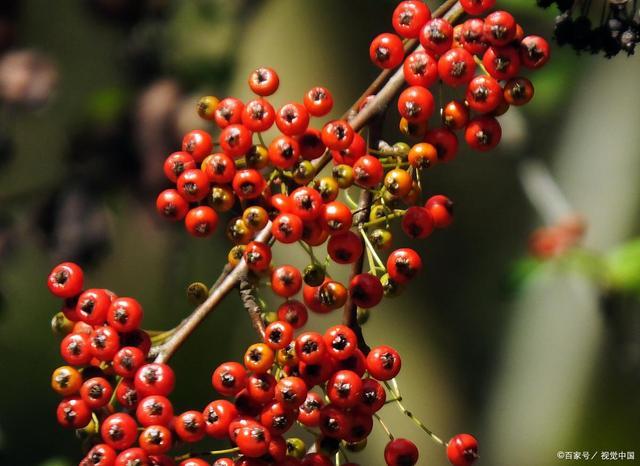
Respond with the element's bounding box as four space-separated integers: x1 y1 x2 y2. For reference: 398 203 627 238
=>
239 278 266 339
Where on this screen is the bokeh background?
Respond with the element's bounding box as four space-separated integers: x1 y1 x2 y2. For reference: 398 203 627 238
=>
0 0 639 465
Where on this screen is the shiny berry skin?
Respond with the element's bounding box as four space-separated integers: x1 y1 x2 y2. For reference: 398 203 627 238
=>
139 425 172 455
272 213 304 244
302 219 330 247
80 377 113 409
264 321 294 351
438 48 476 87
358 378 386 414
289 187 323 221
233 169 266 200
277 300 308 329
163 151 196 183
319 405 351 439
101 413 138 450
401 206 434 239
271 266 302 298
298 391 324 427
353 155 383 188
260 401 296 436
135 363 175 398
392 1 431 38
182 129 213 163
349 273 384 309
84 444 117 466
276 103 310 136
387 248 423 284
520 35 550 69
327 370 363 408
460 0 495 15
244 343 275 374
460 18 489 55
115 378 139 409
466 75 503 114
442 100 470 131
236 424 271 458
465 116 502 151
483 11 516 46
384 438 419 466
321 120 354 151
327 231 363 265
47 262 84 298
108 297 143 333
212 361 247 396
294 332 326 365
242 206 269 232
447 433 479 466
76 288 111 325
323 325 357 360
482 46 520 81
504 77 534 106
203 399 238 439
156 189 189 221
177 169 209 203
175 411 206 443
244 241 272 272
297 128 326 160
370 33 404 69
185 206 219 237
275 376 308 409
403 50 438 88
268 135 301 170
214 97 244 129
426 195 454 228
202 153 235 184
115 448 149 466
241 98 276 132
248 67 279 96
181 460 209 466
51 365 82 397
420 18 454 57
246 373 277 405
57 396 91 428
320 201 352 234
407 142 438 169
136 395 174 427
367 345 402 381
424 127 458 162
303 86 333 117
384 168 413 198
302 453 333 466
220 124 253 158
89 325 120 361
212 460 234 466
331 132 366 166
397 85 434 123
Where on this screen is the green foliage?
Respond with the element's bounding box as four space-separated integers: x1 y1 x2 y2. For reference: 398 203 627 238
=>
605 238 640 295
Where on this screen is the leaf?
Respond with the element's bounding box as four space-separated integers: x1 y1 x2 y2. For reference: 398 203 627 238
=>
605 238 640 295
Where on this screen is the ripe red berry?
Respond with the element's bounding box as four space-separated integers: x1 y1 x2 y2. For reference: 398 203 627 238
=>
320 201 352 234
76 288 110 325
384 438 419 466
387 248 423 284
303 86 333 117
233 169 266 200
321 120 355 151
136 395 174 427
298 391 325 427
271 265 302 298
115 378 139 409
220 124 253 158
392 1 431 38
403 50 438 88
460 0 495 15
420 18 454 57
353 155 383 188
163 151 196 183
424 127 458 162
185 206 219 237
272 213 304 244
504 77 534 106
241 98 276 132
401 206 434 239
426 195 454 228
182 130 213 163
246 372 277 405
212 361 247 396
83 444 117 466
370 33 404 69
482 46 520 80
289 187 323 221
276 102 310 136
442 100 470 131
438 48 476 87
397 85 435 123
177 169 209 203
156 189 189 222
297 128 327 160
201 153 236 184
268 135 301 170
203 399 238 439
295 332 326 365
134 363 175 398
319 405 352 439
275 376 308 409
89 325 120 361
323 325 357 360
367 345 402 381
107 297 143 333
327 370 363 409
236 424 271 458
214 97 244 129
464 116 502 151
175 410 207 443
101 413 138 450
47 262 84 298
349 273 384 308
244 241 272 272
139 425 173 455
260 401 296 436
57 397 91 429
466 75 503 114
520 35 550 69
80 377 113 409
248 67 279 96
483 11 516 46
277 300 308 329
327 231 363 265
447 433 479 466
358 378 387 414
459 18 488 55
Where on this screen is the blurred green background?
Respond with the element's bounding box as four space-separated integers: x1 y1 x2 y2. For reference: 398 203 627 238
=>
0 0 639 465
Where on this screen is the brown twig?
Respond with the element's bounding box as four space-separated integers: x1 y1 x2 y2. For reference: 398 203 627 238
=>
239 279 266 339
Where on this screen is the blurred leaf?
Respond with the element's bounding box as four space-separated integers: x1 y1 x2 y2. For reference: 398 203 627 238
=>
86 87 129 125
38 458 71 466
605 238 640 295
504 256 543 295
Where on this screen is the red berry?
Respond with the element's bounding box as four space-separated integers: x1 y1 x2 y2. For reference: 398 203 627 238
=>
392 1 431 38
275 376 308 409
320 201 352 234
248 67 279 96
84 444 117 466
327 230 363 265
397 85 435 123
260 401 295 436
465 75 503 114
268 135 301 170
202 152 236 184
403 50 438 88
134 363 175 398
401 206 434 239
331 132 366 166
277 300 308 329
327 370 363 408
115 378 139 409
220 124 253 158
271 193 292 213
520 35 550 69
426 195 454 228
302 219 330 247
136 395 174 427
182 130 213 163
139 425 173 455
175 410 206 443
504 77 534 106
303 86 333 117
212 361 247 396
57 396 91 428
370 33 405 69
442 100 470 131
60 333 92 365
323 325 357 360
289 186 323 221
241 98 276 132
384 438 419 466
203 399 238 439
80 377 113 409
447 433 479 466
76 288 111 325
420 18 454 57
163 151 196 183
247 372 277 405
233 169 266 200
459 0 495 15
358 378 387 414
460 18 489 56
244 241 272 272
271 265 302 298
464 116 502 151
321 120 355 151
47 262 84 298
236 424 271 458
295 332 326 365
349 273 384 308
272 213 304 244
483 11 517 46
108 297 143 333
276 102 310 136
185 206 219 237
367 345 402 381
177 168 209 203
296 128 327 160
438 48 476 87
115 448 149 466
298 391 324 427
214 97 244 129
264 321 294 350
318 405 351 439
482 46 520 80
89 325 120 361
387 248 423 284
156 189 189 222
353 155 384 188
101 413 138 450
424 127 458 162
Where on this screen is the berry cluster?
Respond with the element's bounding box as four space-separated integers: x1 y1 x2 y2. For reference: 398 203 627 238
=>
47 1 554 465
370 0 549 153
539 0 639 57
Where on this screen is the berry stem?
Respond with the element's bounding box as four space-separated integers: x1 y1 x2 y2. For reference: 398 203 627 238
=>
239 278 266 339
174 447 240 461
362 210 407 229
374 412 395 440
359 226 386 271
